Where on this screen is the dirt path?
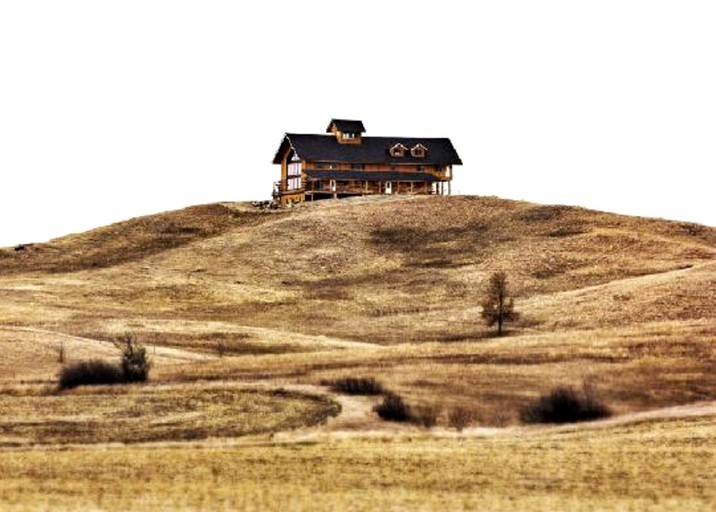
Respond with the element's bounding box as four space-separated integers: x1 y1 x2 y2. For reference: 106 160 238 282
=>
258 386 716 445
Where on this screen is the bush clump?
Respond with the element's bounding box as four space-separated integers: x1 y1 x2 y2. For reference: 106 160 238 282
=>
447 406 473 432
113 333 151 383
412 405 440 428
59 360 125 389
58 333 151 390
520 385 611 424
374 392 412 422
324 377 384 395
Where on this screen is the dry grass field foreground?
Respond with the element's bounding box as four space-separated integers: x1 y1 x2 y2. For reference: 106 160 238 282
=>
0 195 715 510
0 415 713 511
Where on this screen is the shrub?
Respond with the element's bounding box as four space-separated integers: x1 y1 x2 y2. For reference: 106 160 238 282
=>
412 405 440 428
448 406 473 432
113 333 151 383
59 360 124 389
520 385 611 424
324 377 384 395
374 392 412 422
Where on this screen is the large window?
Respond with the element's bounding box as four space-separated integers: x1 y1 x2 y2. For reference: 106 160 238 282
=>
287 162 301 190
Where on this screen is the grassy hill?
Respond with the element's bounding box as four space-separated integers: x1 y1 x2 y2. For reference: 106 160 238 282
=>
2 195 714 342
0 195 714 510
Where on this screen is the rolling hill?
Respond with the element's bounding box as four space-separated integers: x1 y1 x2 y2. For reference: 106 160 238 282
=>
1 195 714 343
0 195 714 510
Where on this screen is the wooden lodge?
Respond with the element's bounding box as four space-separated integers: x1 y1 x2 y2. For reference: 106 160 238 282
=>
272 119 462 205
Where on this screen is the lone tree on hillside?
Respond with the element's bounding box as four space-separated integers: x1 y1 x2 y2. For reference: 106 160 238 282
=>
481 271 519 336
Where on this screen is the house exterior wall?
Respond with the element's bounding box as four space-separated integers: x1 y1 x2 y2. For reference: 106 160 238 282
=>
275 154 453 205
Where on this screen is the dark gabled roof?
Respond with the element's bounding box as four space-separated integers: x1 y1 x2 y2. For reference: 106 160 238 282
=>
307 170 439 182
326 119 366 134
273 134 462 166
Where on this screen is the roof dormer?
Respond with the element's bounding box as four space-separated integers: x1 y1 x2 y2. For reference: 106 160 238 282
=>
410 143 428 158
327 119 365 144
389 143 408 157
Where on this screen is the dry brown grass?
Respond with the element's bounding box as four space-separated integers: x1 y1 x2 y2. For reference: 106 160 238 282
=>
155 319 716 426
2 196 713 343
0 195 714 510
0 383 338 446
0 203 281 274
0 415 713 511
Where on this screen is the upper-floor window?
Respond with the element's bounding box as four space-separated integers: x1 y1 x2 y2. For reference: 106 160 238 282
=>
287 162 301 177
390 143 407 157
342 132 356 139
410 144 427 158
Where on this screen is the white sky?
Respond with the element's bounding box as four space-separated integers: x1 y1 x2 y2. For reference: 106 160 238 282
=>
1 1 715 247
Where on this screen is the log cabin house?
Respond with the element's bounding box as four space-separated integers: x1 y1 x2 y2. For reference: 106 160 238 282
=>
272 119 462 205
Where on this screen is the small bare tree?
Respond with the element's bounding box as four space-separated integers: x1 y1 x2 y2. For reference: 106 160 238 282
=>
112 333 151 382
481 271 519 336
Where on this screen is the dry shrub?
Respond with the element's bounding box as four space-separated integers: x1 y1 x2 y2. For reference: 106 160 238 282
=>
520 384 611 424
113 333 151 383
324 377 384 395
372 393 438 428
59 360 124 389
58 334 151 389
374 392 411 422
448 406 473 432
412 405 440 428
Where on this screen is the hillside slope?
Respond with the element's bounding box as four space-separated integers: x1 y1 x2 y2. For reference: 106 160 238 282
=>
1 195 714 345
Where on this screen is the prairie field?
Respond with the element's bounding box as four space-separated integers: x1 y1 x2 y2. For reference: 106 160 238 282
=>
0 195 714 510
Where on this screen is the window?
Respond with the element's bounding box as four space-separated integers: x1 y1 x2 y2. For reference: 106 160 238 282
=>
343 132 356 139
351 163 364 170
287 162 302 190
287 177 301 190
390 143 407 157
287 162 301 177
418 166 426 172
410 144 427 158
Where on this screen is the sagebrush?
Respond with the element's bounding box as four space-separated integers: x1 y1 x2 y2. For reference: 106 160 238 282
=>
59 360 124 389
324 377 384 395
520 385 611 424
58 333 151 389
374 392 411 422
